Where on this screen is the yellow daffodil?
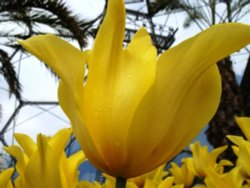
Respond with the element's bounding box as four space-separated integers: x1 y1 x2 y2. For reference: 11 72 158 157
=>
0 168 14 188
4 128 85 188
190 141 232 177
18 0 250 178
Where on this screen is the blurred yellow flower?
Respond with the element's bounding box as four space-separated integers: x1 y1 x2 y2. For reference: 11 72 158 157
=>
190 141 232 177
19 0 250 178
131 176 184 188
235 117 250 140
143 177 184 188
84 164 168 188
129 164 167 188
204 167 244 188
169 161 195 187
78 165 174 188
4 129 85 188
0 168 14 188
227 117 250 180
77 181 102 188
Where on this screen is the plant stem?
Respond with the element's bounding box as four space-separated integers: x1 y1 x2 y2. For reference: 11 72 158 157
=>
116 177 126 188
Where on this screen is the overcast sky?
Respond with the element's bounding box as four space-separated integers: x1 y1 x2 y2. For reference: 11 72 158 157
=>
0 0 250 151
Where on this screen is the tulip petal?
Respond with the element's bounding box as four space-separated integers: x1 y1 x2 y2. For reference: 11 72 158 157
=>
18 34 85 89
25 134 62 188
19 37 86 150
127 182 139 188
126 23 250 177
68 150 86 170
210 145 228 162
0 168 14 188
4 146 28 176
14 133 36 157
205 167 244 187
143 179 155 188
48 128 72 157
82 27 157 175
77 181 97 188
125 65 220 177
227 135 250 175
90 0 125 71
58 150 85 188
58 81 112 174
158 177 176 188
19 35 86 134
59 153 78 188
17 34 103 172
235 117 250 140
227 135 245 146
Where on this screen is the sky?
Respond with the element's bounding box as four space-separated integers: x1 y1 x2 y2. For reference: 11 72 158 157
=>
0 0 250 152
65 0 105 20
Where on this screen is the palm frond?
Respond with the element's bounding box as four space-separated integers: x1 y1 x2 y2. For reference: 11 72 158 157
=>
0 0 100 48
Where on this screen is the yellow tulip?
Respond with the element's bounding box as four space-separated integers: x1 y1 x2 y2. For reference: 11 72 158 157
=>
235 117 250 140
227 117 250 179
204 167 244 188
4 128 85 188
156 177 184 188
77 181 102 188
227 135 250 179
190 141 231 177
18 0 250 178
89 165 167 188
129 164 167 188
169 162 195 187
130 177 184 188
0 168 14 188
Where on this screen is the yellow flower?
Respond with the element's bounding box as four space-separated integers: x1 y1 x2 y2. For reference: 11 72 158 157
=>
0 168 14 188
235 117 250 140
129 164 167 188
77 181 102 188
18 0 250 178
227 117 250 179
190 141 232 177
131 176 184 188
227 136 250 179
156 177 184 188
86 165 168 188
204 167 244 188
169 161 195 187
80 165 172 188
4 128 85 188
